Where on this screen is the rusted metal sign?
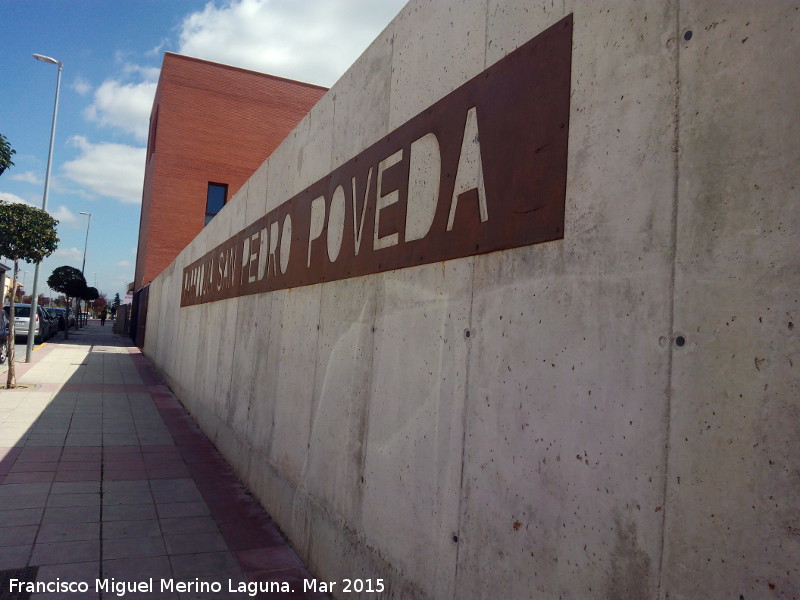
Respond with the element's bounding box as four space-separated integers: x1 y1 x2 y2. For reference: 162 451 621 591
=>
181 15 572 307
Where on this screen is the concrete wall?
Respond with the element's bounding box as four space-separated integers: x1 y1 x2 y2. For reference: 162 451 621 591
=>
142 1 800 598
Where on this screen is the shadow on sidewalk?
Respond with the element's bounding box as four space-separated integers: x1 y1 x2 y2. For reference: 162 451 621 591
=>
0 322 328 600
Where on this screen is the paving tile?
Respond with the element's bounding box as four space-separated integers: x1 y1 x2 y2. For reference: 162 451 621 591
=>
156 501 211 519
104 446 141 456
170 551 243 580
50 481 101 494
0 482 52 497
0 491 49 510
3 471 56 484
46 492 101 508
164 531 229 555
174 583 247 600
33 561 101 600
36 521 101 543
102 555 173 581
103 489 154 506
103 535 167 560
103 519 161 540
30 539 100 565
54 470 101 482
103 456 144 470
0 507 44 527
158 516 219 536
147 466 191 479
0 544 31 570
31 587 100 599
41 505 100 524
151 479 203 503
104 435 142 446
15 448 61 462
57 461 101 471
103 503 158 522
0 524 38 546
10 461 58 473
102 480 151 493
104 469 149 481
141 444 181 455
60 448 102 460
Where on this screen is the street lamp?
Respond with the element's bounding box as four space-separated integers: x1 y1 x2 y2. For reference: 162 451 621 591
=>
80 212 91 274
79 212 91 326
26 53 63 362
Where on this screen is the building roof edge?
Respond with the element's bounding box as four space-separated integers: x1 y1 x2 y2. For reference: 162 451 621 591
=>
161 52 329 92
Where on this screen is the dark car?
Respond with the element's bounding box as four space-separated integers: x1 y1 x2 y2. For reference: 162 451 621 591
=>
51 307 71 330
44 306 61 337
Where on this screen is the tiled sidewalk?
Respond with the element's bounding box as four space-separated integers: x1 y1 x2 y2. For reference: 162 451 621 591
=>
0 322 327 600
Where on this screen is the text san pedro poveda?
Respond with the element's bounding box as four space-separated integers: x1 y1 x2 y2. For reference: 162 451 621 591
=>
181 15 572 307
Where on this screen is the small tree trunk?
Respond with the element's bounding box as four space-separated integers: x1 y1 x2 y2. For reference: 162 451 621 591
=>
5 260 18 389
64 297 70 340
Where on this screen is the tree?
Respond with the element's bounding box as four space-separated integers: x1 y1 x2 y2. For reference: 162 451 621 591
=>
47 266 85 341
0 200 59 388
83 286 99 318
113 293 121 310
93 292 108 313
0 134 15 177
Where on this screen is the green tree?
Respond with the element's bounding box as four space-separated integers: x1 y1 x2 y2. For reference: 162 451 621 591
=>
0 134 15 176
47 266 86 341
0 200 59 388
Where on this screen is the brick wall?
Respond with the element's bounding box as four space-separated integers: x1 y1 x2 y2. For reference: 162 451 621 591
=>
134 53 327 290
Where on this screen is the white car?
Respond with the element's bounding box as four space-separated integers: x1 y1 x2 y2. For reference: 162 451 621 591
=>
3 304 51 344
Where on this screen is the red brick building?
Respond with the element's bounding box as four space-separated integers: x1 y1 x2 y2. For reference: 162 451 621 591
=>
134 52 327 290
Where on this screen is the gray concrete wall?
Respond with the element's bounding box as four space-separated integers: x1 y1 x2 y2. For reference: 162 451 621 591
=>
142 1 800 598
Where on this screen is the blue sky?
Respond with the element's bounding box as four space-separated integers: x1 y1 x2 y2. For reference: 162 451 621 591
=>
0 0 406 302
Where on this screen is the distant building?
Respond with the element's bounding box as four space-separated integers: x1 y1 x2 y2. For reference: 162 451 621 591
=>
134 52 327 291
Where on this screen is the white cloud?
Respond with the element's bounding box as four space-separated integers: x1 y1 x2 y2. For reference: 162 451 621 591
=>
0 192 32 205
177 0 405 86
61 136 145 204
84 79 157 142
9 171 42 185
116 260 132 267
53 246 84 262
122 64 161 81
147 40 168 57
72 76 92 96
50 205 78 224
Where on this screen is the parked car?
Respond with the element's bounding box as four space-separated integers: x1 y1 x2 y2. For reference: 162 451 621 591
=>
0 309 8 364
51 307 67 330
51 307 76 330
3 303 51 344
43 308 60 338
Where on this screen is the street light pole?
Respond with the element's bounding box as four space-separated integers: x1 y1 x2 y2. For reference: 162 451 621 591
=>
26 53 62 362
79 212 91 326
80 212 91 274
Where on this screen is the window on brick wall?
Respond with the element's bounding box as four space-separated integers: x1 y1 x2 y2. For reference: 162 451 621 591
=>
205 182 228 226
147 107 158 162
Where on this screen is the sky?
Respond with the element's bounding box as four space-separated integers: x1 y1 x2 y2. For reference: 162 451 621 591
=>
0 0 407 303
